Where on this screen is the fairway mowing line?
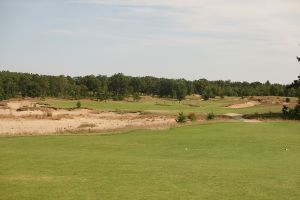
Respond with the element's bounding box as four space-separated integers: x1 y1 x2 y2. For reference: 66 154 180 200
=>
0 175 87 182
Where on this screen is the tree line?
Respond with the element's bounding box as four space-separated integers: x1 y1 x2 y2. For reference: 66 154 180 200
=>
0 71 299 101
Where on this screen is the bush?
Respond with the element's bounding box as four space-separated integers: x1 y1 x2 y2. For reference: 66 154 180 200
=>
176 112 187 123
207 112 215 120
202 94 210 101
112 94 125 101
133 93 141 102
97 92 109 101
282 105 289 117
281 96 300 120
187 113 197 121
285 97 291 103
76 101 81 108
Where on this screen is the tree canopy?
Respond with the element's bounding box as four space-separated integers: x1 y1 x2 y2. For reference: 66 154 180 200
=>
0 71 298 101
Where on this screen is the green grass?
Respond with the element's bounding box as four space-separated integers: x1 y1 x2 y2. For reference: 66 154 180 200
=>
46 97 286 115
1 122 300 200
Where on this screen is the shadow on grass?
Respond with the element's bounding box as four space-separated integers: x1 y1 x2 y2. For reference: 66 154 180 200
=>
243 112 283 120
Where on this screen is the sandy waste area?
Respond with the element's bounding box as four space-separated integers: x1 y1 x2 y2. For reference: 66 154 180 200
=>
223 113 261 123
0 100 176 135
227 101 261 108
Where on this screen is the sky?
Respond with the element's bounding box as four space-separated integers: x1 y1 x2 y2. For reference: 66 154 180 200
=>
0 0 299 83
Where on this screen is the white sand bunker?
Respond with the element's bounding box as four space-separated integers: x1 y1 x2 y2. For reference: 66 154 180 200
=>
223 113 261 123
241 119 261 123
227 101 261 109
223 113 243 118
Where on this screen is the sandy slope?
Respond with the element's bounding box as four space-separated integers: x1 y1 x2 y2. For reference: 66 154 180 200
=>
227 101 261 108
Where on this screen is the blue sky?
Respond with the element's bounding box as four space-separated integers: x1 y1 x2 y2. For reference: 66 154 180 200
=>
0 0 299 83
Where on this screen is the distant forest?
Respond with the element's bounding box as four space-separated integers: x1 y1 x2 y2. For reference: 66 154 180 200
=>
0 71 299 101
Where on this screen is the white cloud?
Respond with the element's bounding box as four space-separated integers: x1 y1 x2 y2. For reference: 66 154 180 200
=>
71 0 300 43
49 29 82 36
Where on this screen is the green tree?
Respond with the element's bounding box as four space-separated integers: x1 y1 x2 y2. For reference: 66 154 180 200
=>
109 73 129 100
0 81 4 100
174 81 188 101
26 82 42 97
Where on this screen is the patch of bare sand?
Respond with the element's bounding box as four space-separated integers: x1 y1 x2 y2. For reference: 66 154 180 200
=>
223 113 261 123
0 107 93 118
6 100 37 110
0 114 175 135
242 119 261 123
0 100 176 135
223 113 243 118
227 101 261 108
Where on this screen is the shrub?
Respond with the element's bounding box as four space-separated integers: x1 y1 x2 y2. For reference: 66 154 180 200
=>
133 93 141 102
187 113 197 121
76 101 81 108
97 92 109 101
207 112 215 120
281 96 300 120
282 105 289 117
285 97 291 103
176 112 186 123
202 94 210 101
112 94 125 101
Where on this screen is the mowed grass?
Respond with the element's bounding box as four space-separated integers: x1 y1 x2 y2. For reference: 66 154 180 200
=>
1 122 300 200
46 96 288 115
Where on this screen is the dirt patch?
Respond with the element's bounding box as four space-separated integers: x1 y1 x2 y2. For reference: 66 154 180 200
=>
227 101 261 108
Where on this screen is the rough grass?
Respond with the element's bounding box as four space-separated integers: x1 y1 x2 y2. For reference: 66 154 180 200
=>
46 96 289 115
0 122 300 200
